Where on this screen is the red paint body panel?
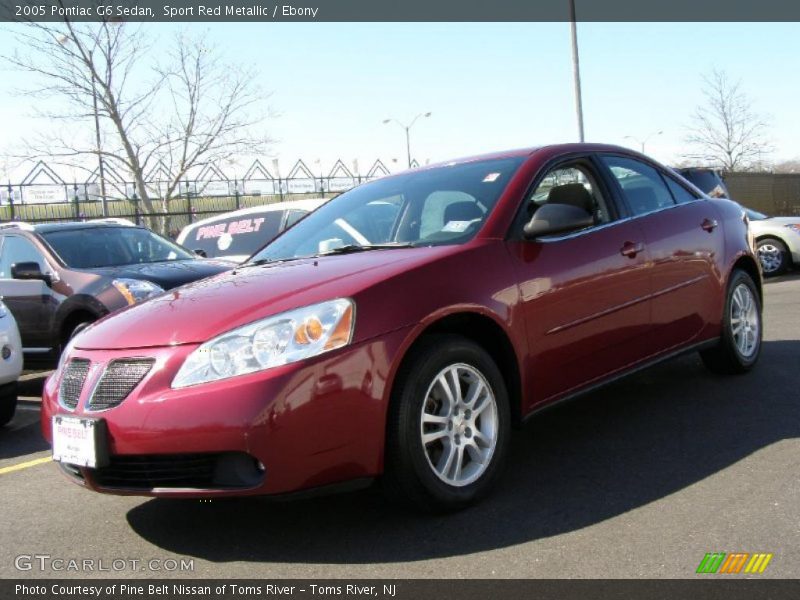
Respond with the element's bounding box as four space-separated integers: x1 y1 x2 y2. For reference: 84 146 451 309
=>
41 144 760 498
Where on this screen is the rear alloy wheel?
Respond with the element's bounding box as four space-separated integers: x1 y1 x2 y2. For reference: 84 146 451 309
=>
756 238 789 276
701 269 762 374
384 335 510 511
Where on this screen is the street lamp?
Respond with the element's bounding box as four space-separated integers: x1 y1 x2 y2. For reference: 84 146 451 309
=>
382 112 431 168
57 35 108 215
568 0 585 142
624 130 663 153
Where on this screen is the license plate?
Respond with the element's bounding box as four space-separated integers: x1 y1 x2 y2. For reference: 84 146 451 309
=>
52 415 109 468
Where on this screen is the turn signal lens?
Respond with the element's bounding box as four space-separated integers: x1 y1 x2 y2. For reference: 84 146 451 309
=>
295 317 324 345
325 303 354 350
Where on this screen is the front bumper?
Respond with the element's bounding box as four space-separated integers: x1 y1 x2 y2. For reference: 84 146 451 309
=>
41 328 410 497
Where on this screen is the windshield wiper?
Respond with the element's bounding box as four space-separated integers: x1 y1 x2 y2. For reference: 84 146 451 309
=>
239 243 414 267
238 257 299 268
316 242 415 256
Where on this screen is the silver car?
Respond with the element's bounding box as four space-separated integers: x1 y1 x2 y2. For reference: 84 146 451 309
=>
745 208 800 276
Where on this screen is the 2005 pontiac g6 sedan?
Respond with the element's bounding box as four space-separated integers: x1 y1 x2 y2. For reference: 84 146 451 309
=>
41 144 762 511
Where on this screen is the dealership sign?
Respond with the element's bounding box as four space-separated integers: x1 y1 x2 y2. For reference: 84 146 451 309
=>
22 185 68 204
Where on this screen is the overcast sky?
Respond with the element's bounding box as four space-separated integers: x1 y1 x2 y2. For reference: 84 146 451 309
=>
0 21 797 180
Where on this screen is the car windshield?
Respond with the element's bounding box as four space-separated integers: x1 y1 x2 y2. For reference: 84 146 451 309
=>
41 226 195 268
250 157 524 263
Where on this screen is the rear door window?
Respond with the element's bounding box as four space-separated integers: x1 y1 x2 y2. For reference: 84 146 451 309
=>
664 176 700 204
601 156 676 216
188 211 284 258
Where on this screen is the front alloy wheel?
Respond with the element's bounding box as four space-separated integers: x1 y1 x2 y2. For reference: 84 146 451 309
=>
384 334 510 511
420 363 499 487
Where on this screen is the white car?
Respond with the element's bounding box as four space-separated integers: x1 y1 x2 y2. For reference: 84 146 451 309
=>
176 198 329 263
745 208 800 276
0 299 23 426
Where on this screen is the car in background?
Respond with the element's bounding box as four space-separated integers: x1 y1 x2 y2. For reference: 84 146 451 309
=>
0 300 23 426
740 207 800 276
0 222 232 366
176 198 329 262
676 167 800 275
43 144 762 510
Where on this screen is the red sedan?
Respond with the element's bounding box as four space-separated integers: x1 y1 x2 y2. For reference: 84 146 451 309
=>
41 144 762 510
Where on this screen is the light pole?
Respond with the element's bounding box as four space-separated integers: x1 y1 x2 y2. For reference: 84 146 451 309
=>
58 35 108 215
568 0 585 142
624 130 663 153
382 112 431 168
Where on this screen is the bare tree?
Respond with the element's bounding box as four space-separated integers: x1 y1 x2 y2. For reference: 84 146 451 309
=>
685 69 770 172
5 17 270 232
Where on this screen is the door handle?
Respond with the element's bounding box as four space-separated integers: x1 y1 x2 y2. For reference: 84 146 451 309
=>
620 241 644 259
701 218 718 232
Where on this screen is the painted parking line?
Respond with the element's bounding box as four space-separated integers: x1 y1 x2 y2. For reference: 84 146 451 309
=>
0 456 51 475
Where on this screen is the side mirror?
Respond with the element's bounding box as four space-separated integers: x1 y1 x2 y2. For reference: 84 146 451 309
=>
193 249 208 258
11 262 52 285
523 203 594 239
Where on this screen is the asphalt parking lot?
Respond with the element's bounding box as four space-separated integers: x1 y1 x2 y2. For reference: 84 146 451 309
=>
1 274 799 579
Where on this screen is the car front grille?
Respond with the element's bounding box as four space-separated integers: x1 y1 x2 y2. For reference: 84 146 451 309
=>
90 452 264 490
59 358 91 409
88 358 155 410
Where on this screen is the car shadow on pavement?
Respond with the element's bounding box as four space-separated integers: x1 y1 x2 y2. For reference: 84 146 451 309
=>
0 405 49 459
127 339 799 564
18 371 49 398
764 271 800 284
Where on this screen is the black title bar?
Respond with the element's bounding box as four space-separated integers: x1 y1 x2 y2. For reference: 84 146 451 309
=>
4 0 800 22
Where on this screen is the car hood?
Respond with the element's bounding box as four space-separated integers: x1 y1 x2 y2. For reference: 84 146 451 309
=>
75 247 453 350
81 259 234 289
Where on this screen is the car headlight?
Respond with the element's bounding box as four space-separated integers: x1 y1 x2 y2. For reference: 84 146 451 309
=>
785 224 800 234
172 298 355 388
112 279 164 305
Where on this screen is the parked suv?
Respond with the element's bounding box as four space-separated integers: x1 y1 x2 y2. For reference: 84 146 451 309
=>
43 145 762 511
0 221 232 366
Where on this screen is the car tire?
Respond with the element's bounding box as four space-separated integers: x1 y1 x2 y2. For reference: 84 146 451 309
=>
383 334 510 512
700 269 762 375
0 382 18 427
756 237 790 276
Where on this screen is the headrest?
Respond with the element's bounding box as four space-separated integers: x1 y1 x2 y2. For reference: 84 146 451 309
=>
444 201 483 224
547 183 593 215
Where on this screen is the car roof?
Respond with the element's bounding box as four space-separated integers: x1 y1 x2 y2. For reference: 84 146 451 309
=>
0 221 144 235
391 143 652 174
